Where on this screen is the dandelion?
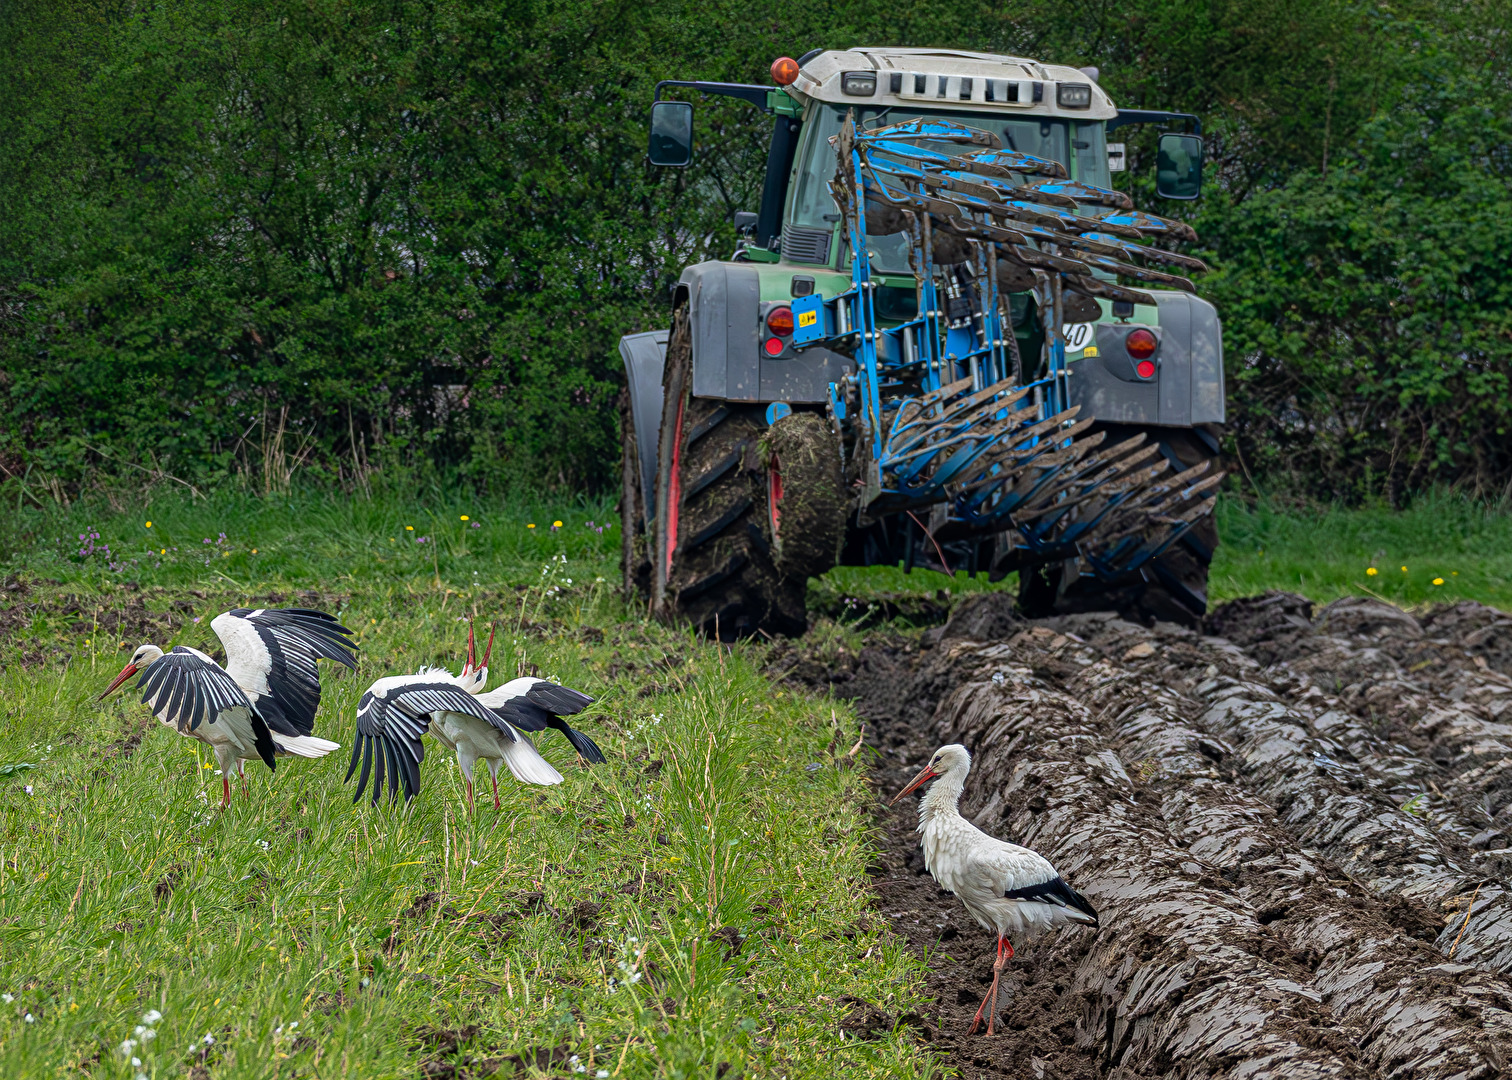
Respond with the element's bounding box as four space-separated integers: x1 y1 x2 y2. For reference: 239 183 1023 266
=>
222 551 230 558
145 521 152 528
460 515 469 521
552 520 563 529
406 525 414 531
1366 567 1378 576
251 548 257 554
1401 566 1408 572
1434 577 1445 585
160 549 165 555
527 523 536 529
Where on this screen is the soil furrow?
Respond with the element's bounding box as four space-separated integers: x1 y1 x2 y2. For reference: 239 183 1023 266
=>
837 592 1512 1078
1059 648 1512 1077
874 635 1365 1078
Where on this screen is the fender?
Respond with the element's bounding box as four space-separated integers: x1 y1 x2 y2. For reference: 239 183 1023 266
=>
1067 292 1225 428
618 259 854 518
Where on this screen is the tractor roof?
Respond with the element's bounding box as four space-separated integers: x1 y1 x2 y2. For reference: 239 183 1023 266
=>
790 48 1117 122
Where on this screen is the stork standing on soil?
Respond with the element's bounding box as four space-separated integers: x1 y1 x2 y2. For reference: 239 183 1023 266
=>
99 608 357 805
347 623 599 807
892 744 1099 1036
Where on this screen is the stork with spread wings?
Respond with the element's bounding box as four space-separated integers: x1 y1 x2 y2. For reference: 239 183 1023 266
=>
99 607 358 805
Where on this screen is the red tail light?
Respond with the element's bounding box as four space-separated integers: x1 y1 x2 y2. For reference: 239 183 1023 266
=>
1125 327 1157 360
767 306 795 336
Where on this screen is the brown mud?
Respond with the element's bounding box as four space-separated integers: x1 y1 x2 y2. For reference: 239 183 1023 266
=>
814 590 1512 1080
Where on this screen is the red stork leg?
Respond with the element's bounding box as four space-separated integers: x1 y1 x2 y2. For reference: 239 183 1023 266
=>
986 936 1014 1036
491 770 501 811
465 778 474 811
968 937 1015 1036
221 775 232 808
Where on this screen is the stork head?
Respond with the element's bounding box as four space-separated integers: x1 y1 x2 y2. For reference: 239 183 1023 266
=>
458 618 496 692
99 644 164 700
890 743 971 804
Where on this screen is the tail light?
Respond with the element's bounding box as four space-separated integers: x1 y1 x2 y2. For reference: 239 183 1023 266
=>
1125 327 1157 358
767 306 794 336
1125 327 1158 379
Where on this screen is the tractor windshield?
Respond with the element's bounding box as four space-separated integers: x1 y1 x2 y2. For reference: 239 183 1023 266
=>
787 103 1110 273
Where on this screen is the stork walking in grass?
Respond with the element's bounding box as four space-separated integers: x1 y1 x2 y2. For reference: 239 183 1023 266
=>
347 623 600 808
892 744 1099 1036
99 608 357 806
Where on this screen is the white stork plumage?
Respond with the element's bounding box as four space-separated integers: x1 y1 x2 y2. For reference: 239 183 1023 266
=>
99 608 357 806
346 623 604 809
892 744 1099 1036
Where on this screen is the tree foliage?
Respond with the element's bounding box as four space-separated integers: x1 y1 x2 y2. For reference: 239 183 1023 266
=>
0 0 1507 500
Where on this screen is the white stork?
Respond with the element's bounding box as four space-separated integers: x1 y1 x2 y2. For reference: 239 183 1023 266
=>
460 623 605 765
99 608 357 805
892 744 1099 1036
346 623 604 809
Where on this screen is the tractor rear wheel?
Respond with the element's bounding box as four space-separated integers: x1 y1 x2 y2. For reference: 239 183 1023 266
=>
651 304 808 640
1018 426 1220 627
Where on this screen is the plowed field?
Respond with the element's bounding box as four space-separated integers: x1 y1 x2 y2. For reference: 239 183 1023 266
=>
810 591 1512 1079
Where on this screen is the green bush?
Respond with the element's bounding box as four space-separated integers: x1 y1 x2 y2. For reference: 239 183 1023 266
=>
3 1 1509 504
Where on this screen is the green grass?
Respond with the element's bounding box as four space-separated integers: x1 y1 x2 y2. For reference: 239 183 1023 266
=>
0 487 936 1078
7 480 1512 1076
1211 490 1512 611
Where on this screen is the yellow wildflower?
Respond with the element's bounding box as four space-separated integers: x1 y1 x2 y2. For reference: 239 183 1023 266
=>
1366 567 1378 576
406 525 414 531
528 523 536 529
553 520 563 527
145 521 152 528
1401 566 1408 572
1433 577 1444 585
460 515 470 521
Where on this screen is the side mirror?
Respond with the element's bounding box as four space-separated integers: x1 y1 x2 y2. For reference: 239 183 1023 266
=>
1156 133 1203 200
648 101 694 167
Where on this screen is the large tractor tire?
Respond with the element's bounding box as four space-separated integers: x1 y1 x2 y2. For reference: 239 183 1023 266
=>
650 305 808 640
1018 426 1220 627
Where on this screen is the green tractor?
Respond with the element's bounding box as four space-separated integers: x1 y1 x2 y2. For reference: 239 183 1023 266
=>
620 48 1223 638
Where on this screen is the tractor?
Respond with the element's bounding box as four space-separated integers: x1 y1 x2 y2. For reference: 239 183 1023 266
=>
619 48 1224 638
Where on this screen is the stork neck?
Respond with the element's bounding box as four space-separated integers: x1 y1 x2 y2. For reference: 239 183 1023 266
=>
918 769 967 830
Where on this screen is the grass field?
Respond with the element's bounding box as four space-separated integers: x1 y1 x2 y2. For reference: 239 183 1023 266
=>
0 490 935 1078
4 483 1511 1077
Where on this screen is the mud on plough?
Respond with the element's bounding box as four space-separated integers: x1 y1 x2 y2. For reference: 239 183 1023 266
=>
794 114 1223 581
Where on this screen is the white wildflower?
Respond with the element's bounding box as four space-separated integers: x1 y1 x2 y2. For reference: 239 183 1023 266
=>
143 1010 162 1024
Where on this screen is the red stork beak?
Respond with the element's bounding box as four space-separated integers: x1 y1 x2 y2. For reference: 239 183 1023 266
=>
462 619 478 675
480 622 496 671
99 662 139 701
890 764 938 805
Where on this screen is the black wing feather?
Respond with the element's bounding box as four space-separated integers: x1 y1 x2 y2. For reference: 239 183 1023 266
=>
349 689 427 805
391 682 515 742
137 648 256 737
544 716 606 763
1003 874 1099 926
524 682 594 716
224 608 360 738
490 700 550 732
